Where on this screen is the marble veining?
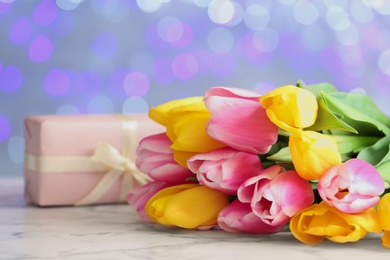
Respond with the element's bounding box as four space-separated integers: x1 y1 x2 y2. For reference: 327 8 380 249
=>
0 177 389 260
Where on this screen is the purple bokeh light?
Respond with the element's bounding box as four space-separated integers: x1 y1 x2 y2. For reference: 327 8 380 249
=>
151 58 174 85
172 53 198 80
28 35 53 62
0 2 12 14
44 69 70 96
76 70 104 94
170 22 193 49
0 115 11 142
9 17 33 45
123 71 150 97
236 33 274 66
157 17 193 49
33 0 58 25
0 65 23 93
92 32 118 58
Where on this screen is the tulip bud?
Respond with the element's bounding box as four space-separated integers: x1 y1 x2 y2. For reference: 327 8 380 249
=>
136 133 194 183
318 158 385 213
260 85 318 132
145 183 230 229
187 147 264 195
205 87 278 154
126 181 171 222
289 201 381 244
289 130 341 180
217 199 285 234
149 97 226 168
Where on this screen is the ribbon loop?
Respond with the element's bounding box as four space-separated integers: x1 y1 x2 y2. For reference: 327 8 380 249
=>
75 142 152 206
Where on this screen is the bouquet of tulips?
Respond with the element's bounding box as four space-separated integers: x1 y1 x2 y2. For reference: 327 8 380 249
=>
127 81 390 249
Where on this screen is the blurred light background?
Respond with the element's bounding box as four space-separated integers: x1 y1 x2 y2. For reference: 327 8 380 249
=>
1 0 390 177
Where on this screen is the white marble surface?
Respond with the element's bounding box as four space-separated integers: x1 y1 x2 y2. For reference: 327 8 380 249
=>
1 177 389 260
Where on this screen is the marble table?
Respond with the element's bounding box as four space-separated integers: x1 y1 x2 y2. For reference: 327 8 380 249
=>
1 177 389 260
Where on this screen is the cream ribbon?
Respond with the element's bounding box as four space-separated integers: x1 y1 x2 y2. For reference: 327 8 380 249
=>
24 117 152 206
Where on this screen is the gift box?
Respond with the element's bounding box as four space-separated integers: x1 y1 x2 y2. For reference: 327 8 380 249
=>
24 114 165 206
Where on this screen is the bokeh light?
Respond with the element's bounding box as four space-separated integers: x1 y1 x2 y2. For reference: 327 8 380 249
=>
243 4 270 31
56 0 83 11
136 0 162 13
157 16 193 48
33 0 58 25
76 70 104 94
9 17 33 45
28 35 53 62
0 65 23 92
208 0 243 26
122 97 149 113
8 136 24 164
293 0 319 25
207 27 234 54
56 104 80 114
0 1 13 14
0 115 11 142
378 49 390 76
44 69 70 96
172 53 199 80
123 71 150 97
87 95 114 113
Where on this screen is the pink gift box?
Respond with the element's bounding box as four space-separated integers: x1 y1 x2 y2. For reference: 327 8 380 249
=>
24 114 164 206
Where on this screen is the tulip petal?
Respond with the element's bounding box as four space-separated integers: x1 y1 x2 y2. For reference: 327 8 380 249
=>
205 95 278 154
206 86 261 100
217 199 285 234
383 231 390 249
149 96 204 126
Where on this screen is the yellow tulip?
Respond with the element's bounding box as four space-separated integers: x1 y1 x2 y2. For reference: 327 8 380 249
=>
289 130 341 180
149 97 226 167
145 183 230 229
149 96 205 126
289 201 381 244
378 193 390 249
260 85 318 132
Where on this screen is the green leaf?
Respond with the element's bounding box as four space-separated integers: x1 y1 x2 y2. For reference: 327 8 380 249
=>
296 80 338 97
306 95 357 133
357 136 390 165
321 92 390 136
330 134 381 155
266 146 292 162
357 136 390 186
377 161 390 187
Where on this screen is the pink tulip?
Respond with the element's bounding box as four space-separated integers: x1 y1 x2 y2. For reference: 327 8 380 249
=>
136 133 195 183
217 199 286 234
187 147 264 195
318 158 385 214
204 87 278 154
126 181 171 222
238 165 314 226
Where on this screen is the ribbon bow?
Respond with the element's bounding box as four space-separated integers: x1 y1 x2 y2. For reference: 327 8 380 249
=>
75 143 152 206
